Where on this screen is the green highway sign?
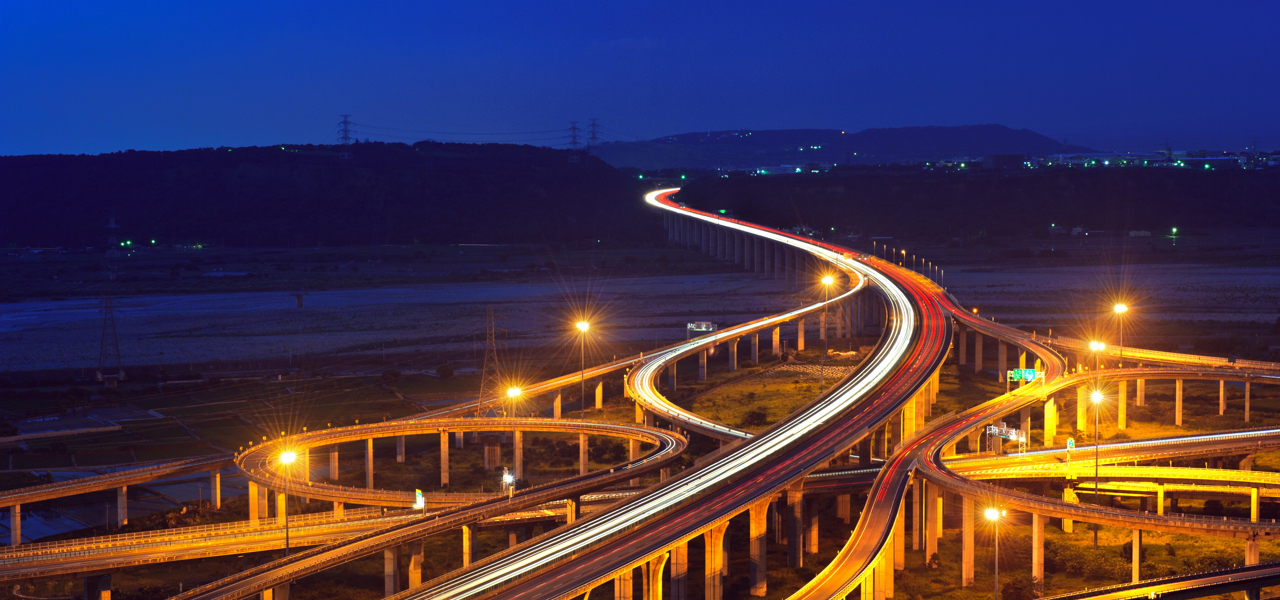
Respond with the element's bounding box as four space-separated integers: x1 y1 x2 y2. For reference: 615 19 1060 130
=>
1006 369 1043 382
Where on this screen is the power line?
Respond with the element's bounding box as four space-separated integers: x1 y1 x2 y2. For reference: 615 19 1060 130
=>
353 122 563 136
568 121 581 149
338 115 356 145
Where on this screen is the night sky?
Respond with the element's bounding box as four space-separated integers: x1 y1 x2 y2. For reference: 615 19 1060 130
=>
3 1 1277 156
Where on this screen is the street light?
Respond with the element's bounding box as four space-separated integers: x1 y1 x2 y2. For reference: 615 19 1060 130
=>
1091 389 1103 550
1114 304 1128 367
821 275 834 389
986 508 1005 600
507 387 521 416
502 467 515 499
279 451 297 556
576 321 590 417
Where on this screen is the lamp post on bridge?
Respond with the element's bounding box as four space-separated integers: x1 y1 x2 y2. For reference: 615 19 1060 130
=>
279 450 297 556
986 508 1005 600
577 321 590 417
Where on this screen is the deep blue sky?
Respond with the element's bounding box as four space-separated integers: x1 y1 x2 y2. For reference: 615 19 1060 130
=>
3 1 1277 156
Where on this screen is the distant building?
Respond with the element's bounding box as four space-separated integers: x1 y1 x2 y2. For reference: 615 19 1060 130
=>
1129 231 1152 237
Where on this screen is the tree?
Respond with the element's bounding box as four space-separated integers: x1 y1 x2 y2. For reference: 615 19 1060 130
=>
436 363 455 379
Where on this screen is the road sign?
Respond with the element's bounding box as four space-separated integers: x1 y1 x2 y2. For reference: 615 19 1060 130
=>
687 322 717 332
1006 369 1044 382
414 489 424 510
1066 438 1075 452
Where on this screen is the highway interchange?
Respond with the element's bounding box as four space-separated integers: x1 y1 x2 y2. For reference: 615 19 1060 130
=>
7 187 1280 600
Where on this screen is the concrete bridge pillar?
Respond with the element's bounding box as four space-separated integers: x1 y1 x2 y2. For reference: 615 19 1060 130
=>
671 540 689 600
329 446 338 480
1252 487 1260 522
646 553 668 600
754 238 763 274
1247 538 1261 566
1063 487 1078 531
596 381 604 410
554 391 562 419
808 497 820 555
83 574 112 600
1033 513 1045 588
998 343 1007 382
1137 379 1146 406
508 529 520 549
1119 381 1128 430
958 325 967 366
772 327 781 357
698 349 708 381
1077 386 1088 433
787 487 804 568
751 333 759 364
1019 348 1026 370
384 545 402 596
1044 398 1057 446
409 541 424 588
630 439 640 487
440 432 450 487
1020 407 1031 442
880 543 893 599
566 496 580 524
462 524 475 566
1246 381 1252 422
838 493 851 525
973 331 983 373
365 438 374 489
859 436 872 468
704 522 729 600
796 317 805 352
912 480 923 551
925 483 939 561
729 338 738 371
1176 379 1184 426
276 490 287 526
211 470 221 509
735 232 744 266
749 499 769 596
1220 380 1226 415
961 496 974 587
1157 484 1165 515
668 364 677 391
396 435 406 463
9 504 19 546
514 430 524 481
579 433 589 476
117 485 128 526
762 241 773 277
894 496 905 569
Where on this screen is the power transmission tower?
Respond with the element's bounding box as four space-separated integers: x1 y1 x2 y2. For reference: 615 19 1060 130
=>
568 121 581 149
98 217 125 387
587 118 600 151
474 307 509 418
338 115 356 145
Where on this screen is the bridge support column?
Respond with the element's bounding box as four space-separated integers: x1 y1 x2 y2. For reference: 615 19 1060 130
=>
1033 514 1045 588
1119 381 1128 430
735 232 744 265
925 484 939 562
998 342 1007 382
1077 386 1087 433
277 490 287 526
912 479 922 551
796 317 805 352
566 496 580 524
881 535 894 599
9 504 18 546
329 446 338 480
1247 538 1260 566
772 327 781 357
962 496 974 587
396 435 405 463
1220 380 1226 415
117 485 128 526
1157 484 1165 515
1252 488 1260 522
553 391 562 418
808 497 820 555
514 430 524 481
1131 529 1142 583
462 525 475 566
1063 487 1077 532
729 338 738 371
440 432 450 487
894 496 905 569
1020 407 1031 442
668 365 677 391
385 545 402 596
210 470 221 509
698 350 707 381
1246 381 1252 422
580 434 589 476
646 553 668 600
596 381 604 410
704 522 728 600
751 333 759 364
787 487 804 568
409 541 424 588
630 439 640 487
750 499 769 596
83 574 111 600
1045 398 1057 447
1176 379 1183 426
366 438 374 489
508 529 520 549
973 331 983 373
958 326 968 366
859 436 872 468
839 493 851 525
1137 379 1145 406
671 540 689 600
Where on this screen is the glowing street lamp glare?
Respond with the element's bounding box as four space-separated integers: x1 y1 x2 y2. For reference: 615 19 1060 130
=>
1090 341 1106 352
1091 390 1103 404
821 275 834 285
1114 304 1128 314
507 387 521 398
280 451 297 465
985 508 1002 521
576 321 590 332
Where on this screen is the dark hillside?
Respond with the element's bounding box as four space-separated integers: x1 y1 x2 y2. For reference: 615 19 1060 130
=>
675 168 1280 241
0 142 650 248
593 124 1095 170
